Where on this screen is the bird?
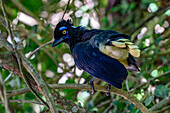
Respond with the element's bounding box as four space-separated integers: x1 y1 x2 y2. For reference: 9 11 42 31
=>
52 19 140 94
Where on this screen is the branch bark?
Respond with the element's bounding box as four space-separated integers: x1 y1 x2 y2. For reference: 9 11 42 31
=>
0 47 92 113
0 0 57 111
149 97 170 111
0 73 14 113
6 83 151 113
0 100 43 105
129 71 170 92
0 51 149 112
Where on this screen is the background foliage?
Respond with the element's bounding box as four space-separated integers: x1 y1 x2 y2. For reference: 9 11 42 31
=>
0 0 169 112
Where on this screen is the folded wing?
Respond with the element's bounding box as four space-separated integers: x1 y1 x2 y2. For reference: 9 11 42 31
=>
72 41 128 89
99 33 140 71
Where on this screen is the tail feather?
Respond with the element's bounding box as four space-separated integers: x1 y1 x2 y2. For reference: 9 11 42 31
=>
128 54 140 72
111 39 140 58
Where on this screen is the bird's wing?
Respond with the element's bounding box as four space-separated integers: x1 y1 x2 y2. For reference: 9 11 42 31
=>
99 32 140 71
72 41 128 89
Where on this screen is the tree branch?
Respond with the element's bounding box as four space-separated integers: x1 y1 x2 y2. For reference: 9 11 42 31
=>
130 70 170 92
61 0 71 20
152 105 170 113
27 40 53 59
7 84 150 113
0 51 91 113
0 47 149 112
0 16 7 29
0 0 57 111
0 100 43 105
0 100 70 113
149 97 170 111
0 0 13 40
19 52 58 113
0 72 14 113
130 4 170 36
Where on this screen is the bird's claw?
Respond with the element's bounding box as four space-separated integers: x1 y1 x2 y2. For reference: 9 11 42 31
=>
91 88 96 95
87 77 96 94
106 84 111 96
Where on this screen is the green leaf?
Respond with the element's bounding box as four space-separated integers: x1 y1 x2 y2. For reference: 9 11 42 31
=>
25 92 36 100
41 62 47 72
118 103 126 110
144 96 153 106
154 85 169 98
136 93 143 100
155 37 163 45
112 100 119 112
130 3 136 10
165 9 170 16
32 25 38 33
89 107 98 112
151 69 158 77
26 106 33 112
86 100 94 109
111 7 120 12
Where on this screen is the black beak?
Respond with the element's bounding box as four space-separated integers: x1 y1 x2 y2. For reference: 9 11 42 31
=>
52 38 65 47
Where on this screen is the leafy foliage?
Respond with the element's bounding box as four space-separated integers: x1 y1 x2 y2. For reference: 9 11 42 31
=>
0 0 169 112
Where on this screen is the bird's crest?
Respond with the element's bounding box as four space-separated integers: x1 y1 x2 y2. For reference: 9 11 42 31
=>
55 19 73 32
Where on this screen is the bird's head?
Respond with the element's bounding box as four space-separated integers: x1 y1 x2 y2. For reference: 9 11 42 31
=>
52 19 88 49
52 19 73 47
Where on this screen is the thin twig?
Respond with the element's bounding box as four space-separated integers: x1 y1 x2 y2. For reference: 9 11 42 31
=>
0 0 51 110
0 0 14 46
61 0 71 20
152 105 170 113
0 37 89 113
0 1 57 112
103 103 113 113
4 72 13 83
96 100 111 108
0 72 14 113
0 16 7 29
0 35 50 108
27 40 53 59
149 97 170 111
0 100 43 105
125 79 129 92
31 38 59 66
19 52 58 113
130 4 170 36
122 102 130 113
0 35 13 52
0 100 70 113
130 70 170 92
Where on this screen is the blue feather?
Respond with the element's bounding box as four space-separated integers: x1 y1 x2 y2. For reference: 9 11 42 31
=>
59 26 67 31
72 41 128 89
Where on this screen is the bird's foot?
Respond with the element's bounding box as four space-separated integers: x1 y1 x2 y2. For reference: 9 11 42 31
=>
106 84 111 96
87 77 96 94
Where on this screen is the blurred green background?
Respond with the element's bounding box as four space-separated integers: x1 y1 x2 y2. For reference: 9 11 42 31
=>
0 0 169 112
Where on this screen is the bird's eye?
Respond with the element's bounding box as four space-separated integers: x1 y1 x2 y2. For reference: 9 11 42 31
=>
62 30 67 34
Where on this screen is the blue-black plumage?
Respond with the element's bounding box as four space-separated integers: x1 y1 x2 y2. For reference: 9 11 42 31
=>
72 41 128 88
52 19 140 91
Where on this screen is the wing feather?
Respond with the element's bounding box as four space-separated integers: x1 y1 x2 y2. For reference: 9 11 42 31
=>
72 42 128 89
99 33 140 71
